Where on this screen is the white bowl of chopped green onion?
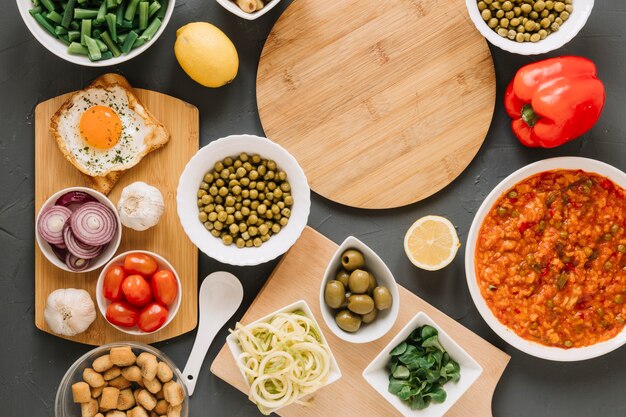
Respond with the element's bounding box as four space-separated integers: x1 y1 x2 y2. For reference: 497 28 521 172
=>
16 0 175 66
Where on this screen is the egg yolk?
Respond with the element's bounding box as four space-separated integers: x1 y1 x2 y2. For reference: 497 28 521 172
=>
79 105 122 149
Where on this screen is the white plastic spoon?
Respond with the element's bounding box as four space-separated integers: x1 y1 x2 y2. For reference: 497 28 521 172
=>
182 271 244 395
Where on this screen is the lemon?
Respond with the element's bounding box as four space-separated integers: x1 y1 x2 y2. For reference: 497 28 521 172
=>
404 215 461 271
174 22 239 88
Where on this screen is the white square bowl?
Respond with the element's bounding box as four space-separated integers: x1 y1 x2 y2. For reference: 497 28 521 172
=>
216 0 281 20
226 300 341 414
362 312 482 417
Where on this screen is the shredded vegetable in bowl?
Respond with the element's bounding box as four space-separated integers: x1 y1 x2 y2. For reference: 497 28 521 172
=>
233 311 331 415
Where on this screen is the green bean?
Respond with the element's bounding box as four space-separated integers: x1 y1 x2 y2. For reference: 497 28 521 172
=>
100 50 113 60
117 32 128 43
40 0 56 13
55 25 68 35
115 1 125 26
58 35 71 46
120 29 138 53
95 38 108 52
67 30 80 41
45 10 62 25
69 20 79 30
138 1 148 30
61 0 75 28
80 19 91 46
74 8 98 19
131 36 146 48
100 31 121 57
34 13 57 37
156 0 166 19
96 1 107 23
121 18 134 28
148 1 160 17
107 0 118 8
105 13 117 41
140 17 160 41
124 0 140 21
67 41 88 55
84 35 101 60
29 6 43 17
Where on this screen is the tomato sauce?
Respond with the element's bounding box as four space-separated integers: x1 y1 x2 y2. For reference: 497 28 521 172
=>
475 170 626 348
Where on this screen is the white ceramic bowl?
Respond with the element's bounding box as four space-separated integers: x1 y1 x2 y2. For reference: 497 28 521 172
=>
466 0 593 55
177 134 311 266
362 312 483 417
216 0 281 20
96 250 182 335
226 300 342 414
36 186 122 273
466 157 626 361
16 0 175 66
320 236 400 344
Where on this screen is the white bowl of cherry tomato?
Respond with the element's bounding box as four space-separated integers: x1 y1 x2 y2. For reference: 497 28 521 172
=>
96 250 182 335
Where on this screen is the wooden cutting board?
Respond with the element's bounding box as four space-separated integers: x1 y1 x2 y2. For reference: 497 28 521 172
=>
34 88 199 345
256 0 495 209
211 227 509 416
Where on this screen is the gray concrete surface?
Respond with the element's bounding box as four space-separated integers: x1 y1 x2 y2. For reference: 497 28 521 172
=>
2 0 626 416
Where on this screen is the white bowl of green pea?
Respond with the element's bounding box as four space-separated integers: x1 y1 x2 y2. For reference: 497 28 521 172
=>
16 0 174 66
466 0 593 55
176 134 311 266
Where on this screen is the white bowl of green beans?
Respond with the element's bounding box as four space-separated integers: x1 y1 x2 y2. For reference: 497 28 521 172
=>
16 0 174 66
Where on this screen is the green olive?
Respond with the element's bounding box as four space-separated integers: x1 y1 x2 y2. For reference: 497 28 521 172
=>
367 272 378 294
361 308 377 324
373 286 393 310
348 269 370 294
341 249 365 271
335 310 362 333
347 294 375 315
324 280 346 309
336 270 350 289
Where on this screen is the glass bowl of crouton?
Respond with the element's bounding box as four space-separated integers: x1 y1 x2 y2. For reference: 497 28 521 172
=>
56 342 188 417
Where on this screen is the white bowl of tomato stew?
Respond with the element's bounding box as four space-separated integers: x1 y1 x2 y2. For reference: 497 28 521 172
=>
466 157 626 361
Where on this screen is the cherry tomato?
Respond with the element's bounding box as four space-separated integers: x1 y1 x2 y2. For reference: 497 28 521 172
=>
137 302 169 332
121 275 153 307
103 265 126 301
151 270 178 306
124 253 158 277
106 301 139 328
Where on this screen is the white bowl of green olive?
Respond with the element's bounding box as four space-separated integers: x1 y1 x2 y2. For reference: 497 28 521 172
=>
466 0 593 55
176 134 310 266
320 236 400 344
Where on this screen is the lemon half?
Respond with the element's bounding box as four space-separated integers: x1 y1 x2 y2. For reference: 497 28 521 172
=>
404 215 461 271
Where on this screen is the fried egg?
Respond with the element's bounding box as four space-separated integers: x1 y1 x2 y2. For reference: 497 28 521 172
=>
51 85 165 177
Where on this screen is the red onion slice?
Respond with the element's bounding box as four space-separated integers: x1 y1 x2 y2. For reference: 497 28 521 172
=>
50 245 68 262
65 252 90 272
70 202 117 246
37 206 72 245
55 191 97 211
63 225 104 260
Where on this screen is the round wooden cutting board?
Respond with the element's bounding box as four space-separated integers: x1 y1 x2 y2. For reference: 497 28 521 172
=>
257 0 496 209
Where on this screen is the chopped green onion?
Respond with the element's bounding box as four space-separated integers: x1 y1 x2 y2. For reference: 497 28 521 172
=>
80 19 91 46
34 13 57 37
120 29 138 53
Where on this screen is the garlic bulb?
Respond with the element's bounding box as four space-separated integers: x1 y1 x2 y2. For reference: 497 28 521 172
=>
44 288 96 336
117 182 165 231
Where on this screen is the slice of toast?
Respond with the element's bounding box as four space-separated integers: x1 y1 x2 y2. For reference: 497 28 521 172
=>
49 73 170 195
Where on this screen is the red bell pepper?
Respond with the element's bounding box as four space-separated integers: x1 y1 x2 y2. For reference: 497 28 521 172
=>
504 56 605 148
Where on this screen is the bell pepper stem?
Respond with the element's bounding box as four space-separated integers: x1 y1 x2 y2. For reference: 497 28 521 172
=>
521 104 541 127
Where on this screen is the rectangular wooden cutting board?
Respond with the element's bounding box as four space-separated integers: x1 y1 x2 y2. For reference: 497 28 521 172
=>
211 227 509 416
34 88 199 345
